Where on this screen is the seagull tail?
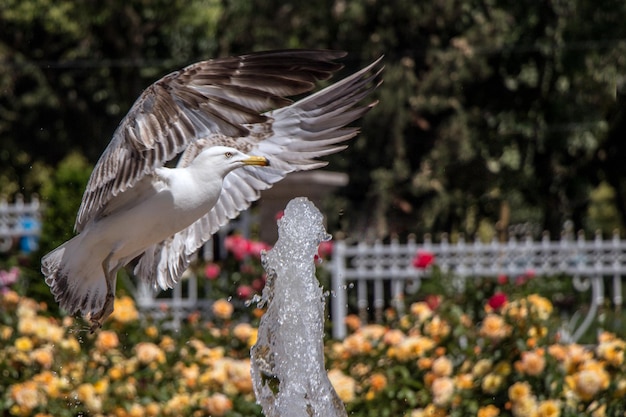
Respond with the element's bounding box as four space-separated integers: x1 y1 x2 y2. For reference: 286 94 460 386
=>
41 235 106 316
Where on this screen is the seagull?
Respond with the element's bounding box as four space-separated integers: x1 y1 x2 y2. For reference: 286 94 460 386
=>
41 49 383 331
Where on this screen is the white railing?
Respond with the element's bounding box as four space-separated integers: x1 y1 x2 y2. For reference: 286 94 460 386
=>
330 232 625 342
0 195 42 253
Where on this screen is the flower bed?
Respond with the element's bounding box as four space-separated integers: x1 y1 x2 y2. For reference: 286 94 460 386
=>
1 284 625 416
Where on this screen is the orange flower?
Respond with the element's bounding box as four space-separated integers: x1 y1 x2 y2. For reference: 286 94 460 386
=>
478 404 501 417
201 393 233 416
479 314 511 341
212 299 234 320
135 342 165 365
95 330 119 352
110 296 139 324
383 329 405 346
30 347 54 369
508 381 532 402
537 400 561 417
454 373 474 390
369 372 388 392
432 356 453 377
516 350 546 376
10 381 45 414
344 314 362 331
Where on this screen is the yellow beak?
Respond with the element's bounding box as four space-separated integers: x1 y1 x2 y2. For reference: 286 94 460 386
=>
243 156 270 166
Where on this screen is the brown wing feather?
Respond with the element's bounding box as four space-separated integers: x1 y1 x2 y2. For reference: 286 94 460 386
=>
74 50 346 232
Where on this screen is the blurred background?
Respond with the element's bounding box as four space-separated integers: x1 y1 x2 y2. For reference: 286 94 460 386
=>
1 0 626 249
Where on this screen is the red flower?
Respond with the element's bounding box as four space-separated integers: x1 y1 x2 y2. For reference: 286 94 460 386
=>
204 263 221 280
488 292 508 310
318 241 333 258
497 274 508 285
425 294 441 311
236 285 253 300
412 250 435 269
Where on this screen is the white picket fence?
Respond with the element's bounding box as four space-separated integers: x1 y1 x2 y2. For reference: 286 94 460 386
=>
0 195 42 253
5 195 623 342
330 232 625 342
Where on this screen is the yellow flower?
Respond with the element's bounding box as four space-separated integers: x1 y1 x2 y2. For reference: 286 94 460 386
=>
472 359 493 378
95 330 119 352
33 371 65 398
422 404 447 417
479 314 511 340
212 299 234 320
128 404 145 417
389 335 436 360
431 376 454 407
343 332 372 355
424 315 451 340
537 400 560 417
508 381 532 402
144 403 161 417
478 404 500 417
14 336 33 352
432 356 453 377
110 296 139 323
361 324 387 340
454 373 474 390
527 294 553 320
1 325 13 340
76 383 102 412
567 361 610 401
163 393 191 415
135 342 166 365
596 338 625 367
410 301 433 323
328 369 356 403
481 373 503 394
145 325 159 339
511 395 537 417
60 337 80 354
233 322 254 342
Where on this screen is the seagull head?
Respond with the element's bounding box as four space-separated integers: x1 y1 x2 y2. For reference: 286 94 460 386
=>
193 145 269 176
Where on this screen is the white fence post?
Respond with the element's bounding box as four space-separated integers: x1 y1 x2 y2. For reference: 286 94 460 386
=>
328 233 626 342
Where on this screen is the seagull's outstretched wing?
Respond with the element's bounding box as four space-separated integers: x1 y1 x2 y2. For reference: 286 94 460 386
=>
134 58 384 290
74 50 347 232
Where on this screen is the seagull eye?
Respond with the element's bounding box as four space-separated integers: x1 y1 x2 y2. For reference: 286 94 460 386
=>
224 151 233 159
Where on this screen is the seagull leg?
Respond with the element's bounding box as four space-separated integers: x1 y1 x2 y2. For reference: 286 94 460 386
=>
90 253 119 332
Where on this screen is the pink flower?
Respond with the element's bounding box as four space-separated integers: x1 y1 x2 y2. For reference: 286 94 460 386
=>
488 292 508 310
225 234 250 260
236 285 253 300
204 263 221 280
248 240 271 258
0 267 19 287
497 274 508 285
412 250 435 269
318 241 333 258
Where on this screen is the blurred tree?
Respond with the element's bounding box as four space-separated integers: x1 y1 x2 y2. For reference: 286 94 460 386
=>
1 0 625 245
0 0 222 196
